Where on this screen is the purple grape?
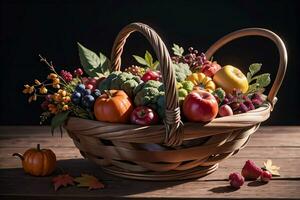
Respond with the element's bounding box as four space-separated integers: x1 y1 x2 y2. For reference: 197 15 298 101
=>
45 94 52 101
251 93 264 107
223 98 229 104
41 101 49 110
243 95 251 102
230 102 240 111
226 93 234 100
239 103 248 113
244 100 255 110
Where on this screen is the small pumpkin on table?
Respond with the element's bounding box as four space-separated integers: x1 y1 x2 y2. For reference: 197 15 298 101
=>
13 144 56 176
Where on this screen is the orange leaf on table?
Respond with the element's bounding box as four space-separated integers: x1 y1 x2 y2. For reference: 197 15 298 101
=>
74 174 104 190
52 174 75 191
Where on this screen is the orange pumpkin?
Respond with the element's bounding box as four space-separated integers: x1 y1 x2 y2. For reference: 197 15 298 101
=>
94 90 133 123
13 144 56 176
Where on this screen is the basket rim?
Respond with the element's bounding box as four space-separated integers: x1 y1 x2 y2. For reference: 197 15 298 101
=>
64 102 271 143
66 101 271 129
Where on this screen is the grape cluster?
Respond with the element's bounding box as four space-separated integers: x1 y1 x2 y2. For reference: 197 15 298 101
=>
71 84 101 109
222 89 264 114
172 47 206 71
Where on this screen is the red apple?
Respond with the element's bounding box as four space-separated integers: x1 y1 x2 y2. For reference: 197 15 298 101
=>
130 106 159 125
219 104 233 117
183 90 218 122
201 61 221 77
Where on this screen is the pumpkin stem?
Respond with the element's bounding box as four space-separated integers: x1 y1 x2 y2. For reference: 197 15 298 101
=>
104 90 112 98
37 144 41 151
12 153 24 161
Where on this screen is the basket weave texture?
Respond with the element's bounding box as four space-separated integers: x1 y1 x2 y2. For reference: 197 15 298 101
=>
65 23 287 180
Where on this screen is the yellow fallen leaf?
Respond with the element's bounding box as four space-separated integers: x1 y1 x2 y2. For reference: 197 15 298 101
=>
263 159 280 176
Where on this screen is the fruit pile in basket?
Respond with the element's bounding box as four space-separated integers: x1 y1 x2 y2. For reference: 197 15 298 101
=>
22 43 271 131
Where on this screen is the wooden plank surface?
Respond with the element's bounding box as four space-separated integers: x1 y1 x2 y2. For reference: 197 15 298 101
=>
0 126 299 199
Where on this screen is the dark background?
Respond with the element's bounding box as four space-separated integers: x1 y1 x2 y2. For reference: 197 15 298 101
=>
0 0 299 125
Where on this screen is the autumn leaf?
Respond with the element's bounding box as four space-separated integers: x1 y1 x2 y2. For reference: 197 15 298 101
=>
74 174 104 190
52 174 75 191
262 159 280 176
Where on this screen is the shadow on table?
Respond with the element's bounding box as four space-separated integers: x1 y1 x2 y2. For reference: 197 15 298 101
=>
209 185 239 193
0 158 212 198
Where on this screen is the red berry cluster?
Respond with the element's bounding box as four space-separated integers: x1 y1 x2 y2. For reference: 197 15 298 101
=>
60 68 85 83
60 70 73 82
141 70 161 82
229 160 273 189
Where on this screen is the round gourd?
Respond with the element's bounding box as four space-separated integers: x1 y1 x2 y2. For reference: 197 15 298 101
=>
94 90 133 123
13 144 56 176
186 72 216 93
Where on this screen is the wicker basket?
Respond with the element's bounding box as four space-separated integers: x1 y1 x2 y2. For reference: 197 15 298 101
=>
65 23 287 181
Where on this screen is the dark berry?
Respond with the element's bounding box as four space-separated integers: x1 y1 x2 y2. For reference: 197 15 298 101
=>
75 84 86 94
45 94 52 102
82 95 95 108
41 101 49 110
71 92 81 105
75 84 85 96
83 89 92 96
92 89 101 99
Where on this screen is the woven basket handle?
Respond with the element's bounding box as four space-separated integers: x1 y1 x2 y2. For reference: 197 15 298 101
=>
110 22 183 147
205 28 288 109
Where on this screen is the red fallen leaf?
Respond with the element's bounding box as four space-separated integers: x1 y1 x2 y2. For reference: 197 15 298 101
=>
52 174 75 191
74 174 104 190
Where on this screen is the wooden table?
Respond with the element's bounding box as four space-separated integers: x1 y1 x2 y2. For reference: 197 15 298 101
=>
0 126 299 199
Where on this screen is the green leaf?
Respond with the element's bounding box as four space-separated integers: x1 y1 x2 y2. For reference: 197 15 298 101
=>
133 55 148 66
153 60 159 70
249 63 262 76
255 73 271 88
97 52 111 77
247 83 259 93
51 111 70 135
247 72 252 83
145 51 153 68
172 43 184 57
77 42 100 77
